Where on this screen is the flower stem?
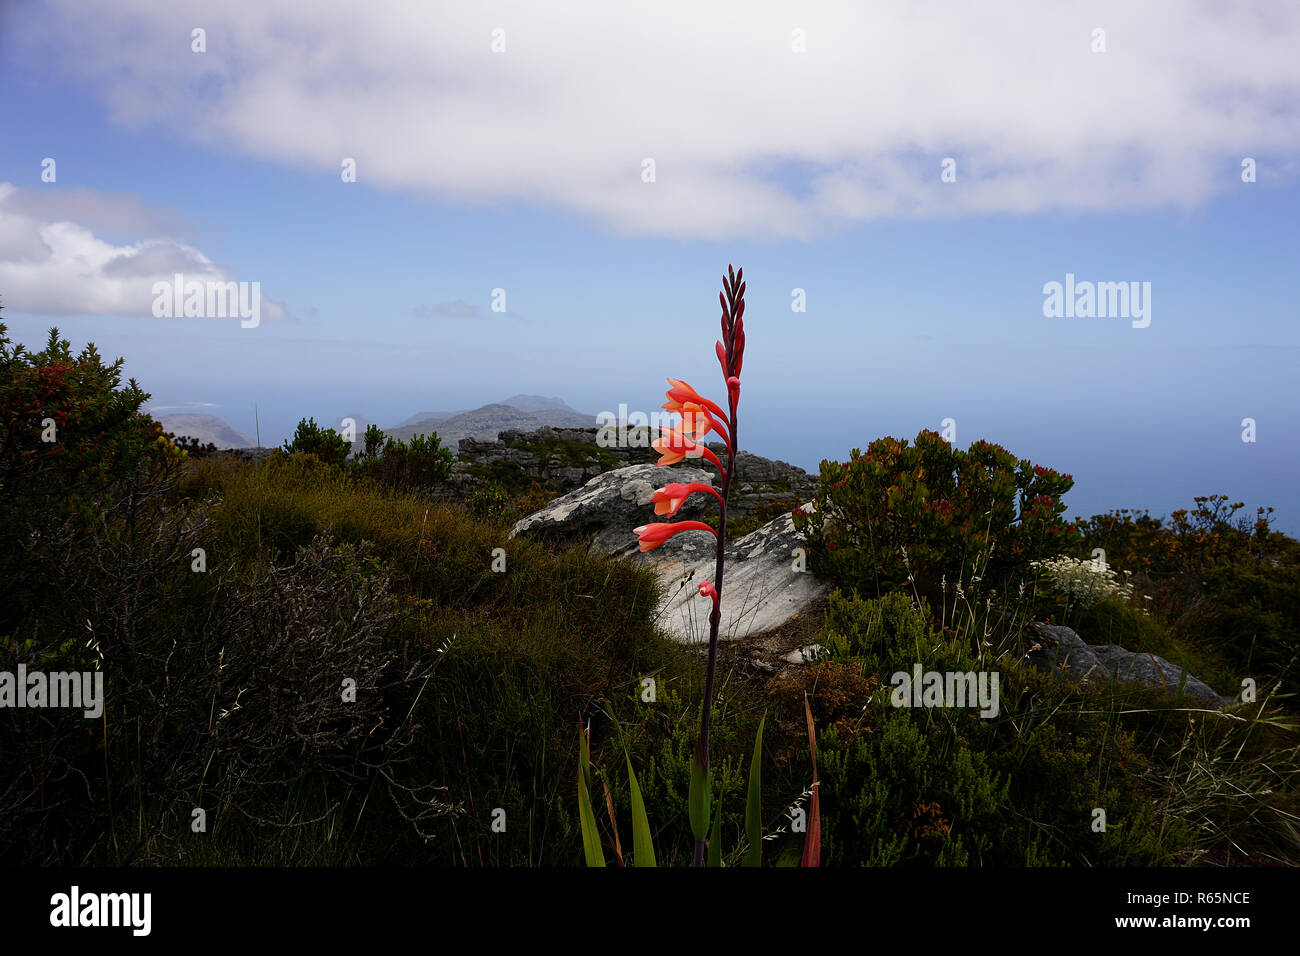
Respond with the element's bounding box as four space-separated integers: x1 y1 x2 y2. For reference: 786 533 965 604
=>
693 400 736 867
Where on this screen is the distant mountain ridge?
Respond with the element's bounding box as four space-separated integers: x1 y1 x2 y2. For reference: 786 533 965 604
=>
156 413 253 449
497 394 579 413
161 396 595 452
382 399 594 448
395 395 582 428
396 409 464 427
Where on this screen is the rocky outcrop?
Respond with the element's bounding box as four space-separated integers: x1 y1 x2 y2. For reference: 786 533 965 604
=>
382 403 596 447
510 464 827 644
1025 622 1237 708
509 463 717 555
458 426 815 519
454 427 625 490
217 425 817 524
649 508 828 646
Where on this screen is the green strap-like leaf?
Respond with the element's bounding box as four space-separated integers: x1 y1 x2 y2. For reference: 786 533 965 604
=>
707 791 723 867
606 705 656 867
577 722 605 867
625 752 657 867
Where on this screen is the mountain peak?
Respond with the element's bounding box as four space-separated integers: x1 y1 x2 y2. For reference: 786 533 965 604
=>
498 394 578 413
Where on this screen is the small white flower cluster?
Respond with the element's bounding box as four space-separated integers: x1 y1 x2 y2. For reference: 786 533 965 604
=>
1030 554 1134 608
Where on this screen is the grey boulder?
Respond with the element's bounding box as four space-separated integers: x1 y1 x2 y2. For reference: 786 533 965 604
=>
1026 622 1237 708
510 464 827 644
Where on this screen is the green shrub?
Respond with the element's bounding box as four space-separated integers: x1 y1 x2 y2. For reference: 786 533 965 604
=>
281 416 349 466
174 450 702 865
793 429 1079 602
352 427 454 491
468 480 510 521
805 590 1191 865
0 321 182 633
0 437 450 864
1077 496 1300 675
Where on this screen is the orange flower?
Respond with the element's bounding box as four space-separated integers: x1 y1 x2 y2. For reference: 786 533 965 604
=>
663 379 731 450
652 426 724 472
664 378 728 423
633 521 718 553
677 403 715 441
652 481 723 517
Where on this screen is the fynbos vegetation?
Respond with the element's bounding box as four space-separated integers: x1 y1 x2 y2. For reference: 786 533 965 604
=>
1 281 1297 868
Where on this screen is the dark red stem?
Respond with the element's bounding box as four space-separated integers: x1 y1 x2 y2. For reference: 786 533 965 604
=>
693 272 741 867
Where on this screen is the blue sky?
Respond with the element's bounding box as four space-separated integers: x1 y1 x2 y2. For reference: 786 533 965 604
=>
1 1 1297 532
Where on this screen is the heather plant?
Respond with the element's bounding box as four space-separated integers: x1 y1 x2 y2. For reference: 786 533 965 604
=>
793 429 1079 601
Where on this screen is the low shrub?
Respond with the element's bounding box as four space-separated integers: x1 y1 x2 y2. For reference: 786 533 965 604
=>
0 320 181 634
352 424 454 491
281 416 349 466
1077 496 1300 676
793 429 1079 603
805 590 1190 865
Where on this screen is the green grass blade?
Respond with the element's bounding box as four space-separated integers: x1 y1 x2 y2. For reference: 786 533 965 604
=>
625 751 657 867
606 703 656 867
743 712 766 867
577 721 605 867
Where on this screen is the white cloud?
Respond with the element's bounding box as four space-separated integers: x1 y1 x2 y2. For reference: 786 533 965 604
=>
13 0 1300 238
0 186 194 239
0 183 287 320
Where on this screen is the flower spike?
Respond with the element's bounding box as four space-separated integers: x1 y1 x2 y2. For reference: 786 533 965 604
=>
634 263 754 867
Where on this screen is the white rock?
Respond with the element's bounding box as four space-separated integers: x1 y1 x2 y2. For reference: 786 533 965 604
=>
512 465 827 644
782 644 825 665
